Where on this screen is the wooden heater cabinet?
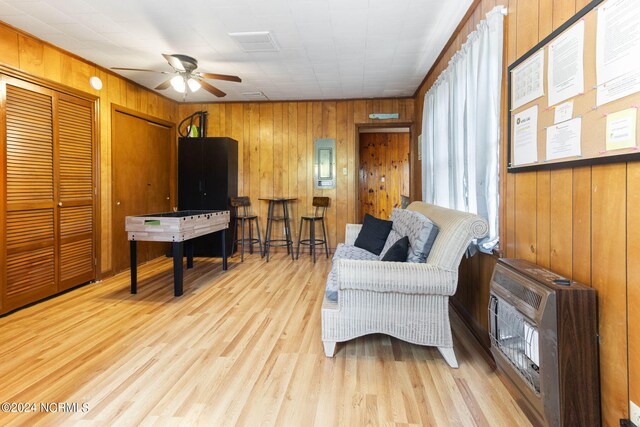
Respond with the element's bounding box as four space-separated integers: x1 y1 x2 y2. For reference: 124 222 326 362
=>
489 258 600 427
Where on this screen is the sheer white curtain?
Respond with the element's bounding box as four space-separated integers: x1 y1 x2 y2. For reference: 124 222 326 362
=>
422 6 504 253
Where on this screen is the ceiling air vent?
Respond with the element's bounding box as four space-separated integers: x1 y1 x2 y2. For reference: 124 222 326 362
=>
242 91 268 99
229 31 279 52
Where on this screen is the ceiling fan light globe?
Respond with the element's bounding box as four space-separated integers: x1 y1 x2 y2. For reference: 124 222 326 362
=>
170 75 186 92
187 78 201 93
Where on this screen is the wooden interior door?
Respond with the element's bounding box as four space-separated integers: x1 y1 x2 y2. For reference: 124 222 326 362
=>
145 121 172 260
112 110 172 273
358 132 410 222
57 94 95 291
112 111 149 273
3 80 57 311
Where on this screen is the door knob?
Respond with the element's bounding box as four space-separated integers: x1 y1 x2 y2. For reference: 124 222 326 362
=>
166 196 170 200
116 201 121 206
58 202 63 207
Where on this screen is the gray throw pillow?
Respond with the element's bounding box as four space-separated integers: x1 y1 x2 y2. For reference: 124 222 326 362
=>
389 208 438 263
406 210 439 262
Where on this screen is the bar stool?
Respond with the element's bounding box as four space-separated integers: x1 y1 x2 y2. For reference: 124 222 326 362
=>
296 197 330 263
231 197 263 261
259 197 296 262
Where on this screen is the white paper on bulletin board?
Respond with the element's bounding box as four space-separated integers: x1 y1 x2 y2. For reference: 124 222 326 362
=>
513 105 539 166
596 0 640 86
597 69 640 106
595 0 640 106
548 20 585 106
512 50 545 110
546 117 582 160
554 101 574 123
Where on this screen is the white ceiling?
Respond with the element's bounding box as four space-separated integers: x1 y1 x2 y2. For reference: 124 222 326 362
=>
0 0 473 102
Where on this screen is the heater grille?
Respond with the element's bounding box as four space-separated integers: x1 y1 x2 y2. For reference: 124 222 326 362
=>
489 295 541 393
492 270 543 309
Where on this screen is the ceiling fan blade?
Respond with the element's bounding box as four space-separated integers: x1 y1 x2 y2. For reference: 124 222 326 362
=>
155 78 173 90
199 80 226 97
111 67 169 73
197 72 241 82
163 53 186 72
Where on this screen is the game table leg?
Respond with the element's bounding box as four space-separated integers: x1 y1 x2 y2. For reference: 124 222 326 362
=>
172 242 184 296
186 240 194 269
221 229 227 270
130 240 137 294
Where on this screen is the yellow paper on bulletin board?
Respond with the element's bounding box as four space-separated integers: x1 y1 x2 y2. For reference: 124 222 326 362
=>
606 108 637 151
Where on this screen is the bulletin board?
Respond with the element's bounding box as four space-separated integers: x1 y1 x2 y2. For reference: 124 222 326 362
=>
507 0 640 172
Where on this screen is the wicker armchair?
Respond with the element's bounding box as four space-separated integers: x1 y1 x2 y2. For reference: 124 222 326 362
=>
321 202 489 368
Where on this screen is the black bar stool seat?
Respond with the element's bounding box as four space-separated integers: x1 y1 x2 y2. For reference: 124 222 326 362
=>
296 197 330 263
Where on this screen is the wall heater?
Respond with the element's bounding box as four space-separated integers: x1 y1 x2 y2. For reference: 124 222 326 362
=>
489 258 600 426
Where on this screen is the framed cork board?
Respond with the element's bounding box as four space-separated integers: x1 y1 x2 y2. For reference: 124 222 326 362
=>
507 0 640 172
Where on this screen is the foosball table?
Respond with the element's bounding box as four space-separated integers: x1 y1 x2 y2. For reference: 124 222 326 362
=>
125 210 230 296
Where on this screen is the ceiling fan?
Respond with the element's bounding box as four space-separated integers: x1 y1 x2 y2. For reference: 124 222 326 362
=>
112 54 241 98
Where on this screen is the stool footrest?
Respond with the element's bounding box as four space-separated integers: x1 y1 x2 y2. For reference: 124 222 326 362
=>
266 239 293 247
234 238 261 244
299 238 326 246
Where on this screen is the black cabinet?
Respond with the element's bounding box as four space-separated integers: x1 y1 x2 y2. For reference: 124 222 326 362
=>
178 137 237 256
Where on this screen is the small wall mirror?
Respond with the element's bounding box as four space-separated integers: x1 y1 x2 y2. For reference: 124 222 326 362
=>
314 138 336 189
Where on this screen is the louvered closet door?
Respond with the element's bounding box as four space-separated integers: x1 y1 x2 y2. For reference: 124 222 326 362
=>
57 94 95 290
3 80 57 310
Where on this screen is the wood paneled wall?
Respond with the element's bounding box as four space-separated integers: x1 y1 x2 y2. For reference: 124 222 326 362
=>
0 21 178 276
179 100 414 250
414 0 634 424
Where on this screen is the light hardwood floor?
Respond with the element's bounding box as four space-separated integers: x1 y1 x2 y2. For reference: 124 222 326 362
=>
0 254 531 426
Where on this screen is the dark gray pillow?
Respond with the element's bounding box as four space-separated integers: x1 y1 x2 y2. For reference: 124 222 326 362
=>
354 214 393 255
379 229 402 258
381 236 409 262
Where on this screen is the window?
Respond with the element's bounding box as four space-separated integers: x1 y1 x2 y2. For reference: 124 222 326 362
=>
421 6 505 253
